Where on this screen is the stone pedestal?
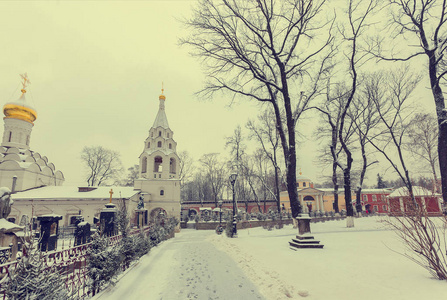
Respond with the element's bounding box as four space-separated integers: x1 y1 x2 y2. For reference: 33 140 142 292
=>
289 214 324 250
37 214 62 251
296 214 311 235
100 203 117 236
135 209 148 228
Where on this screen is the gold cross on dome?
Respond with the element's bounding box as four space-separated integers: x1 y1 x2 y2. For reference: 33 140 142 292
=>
161 81 164 94
20 73 30 93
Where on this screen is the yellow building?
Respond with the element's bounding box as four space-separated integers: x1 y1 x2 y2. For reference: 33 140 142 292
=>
280 173 355 213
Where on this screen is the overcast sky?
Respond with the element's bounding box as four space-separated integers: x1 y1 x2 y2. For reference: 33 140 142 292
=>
0 1 437 187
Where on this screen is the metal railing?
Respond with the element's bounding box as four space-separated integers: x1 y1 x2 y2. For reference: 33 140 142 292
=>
0 224 154 299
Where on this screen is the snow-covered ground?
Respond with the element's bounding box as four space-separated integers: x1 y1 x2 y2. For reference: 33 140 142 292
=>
209 217 447 300
95 217 447 300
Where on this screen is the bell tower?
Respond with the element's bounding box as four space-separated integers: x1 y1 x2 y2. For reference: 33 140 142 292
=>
134 86 181 223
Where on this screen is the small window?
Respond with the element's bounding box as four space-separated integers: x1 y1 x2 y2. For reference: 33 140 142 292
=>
160 190 164 196
159 131 161 137
297 182 300 187
363 195 368 202
26 135 30 146
169 143 172 149
382 205 387 211
151 132 153 137
373 205 378 212
159 174 161 178
167 133 170 138
158 141 162 147
147 142 150 148
372 195 377 201
303 182 306 187
154 174 157 178
8 132 11 142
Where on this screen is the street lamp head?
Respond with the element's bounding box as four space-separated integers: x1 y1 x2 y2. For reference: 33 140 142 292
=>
229 173 238 185
218 199 223 206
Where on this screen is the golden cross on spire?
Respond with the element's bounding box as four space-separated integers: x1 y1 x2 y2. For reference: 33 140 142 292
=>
161 81 164 94
299 168 302 175
20 73 30 94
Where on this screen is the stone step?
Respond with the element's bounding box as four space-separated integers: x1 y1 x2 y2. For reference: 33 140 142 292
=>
295 235 315 240
289 241 324 249
291 238 321 244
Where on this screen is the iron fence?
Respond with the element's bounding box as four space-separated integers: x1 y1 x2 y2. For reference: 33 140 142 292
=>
0 224 154 299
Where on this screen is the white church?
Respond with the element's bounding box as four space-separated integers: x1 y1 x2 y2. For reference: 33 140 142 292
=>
2 74 181 227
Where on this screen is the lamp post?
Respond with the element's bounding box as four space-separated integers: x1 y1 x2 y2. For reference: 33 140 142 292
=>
218 199 223 225
229 173 238 237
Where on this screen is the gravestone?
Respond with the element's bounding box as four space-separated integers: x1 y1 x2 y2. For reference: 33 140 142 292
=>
100 203 118 236
37 214 62 251
75 222 91 246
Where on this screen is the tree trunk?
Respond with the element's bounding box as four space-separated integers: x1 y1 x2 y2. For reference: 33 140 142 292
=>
332 161 339 213
286 149 301 218
275 166 282 219
437 123 447 205
344 168 354 217
427 50 447 206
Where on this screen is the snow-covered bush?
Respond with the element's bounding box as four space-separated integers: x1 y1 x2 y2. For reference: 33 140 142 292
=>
119 236 137 270
257 213 266 221
87 233 121 295
134 232 151 258
6 239 69 300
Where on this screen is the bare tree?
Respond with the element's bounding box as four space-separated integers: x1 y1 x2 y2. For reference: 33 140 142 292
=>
405 113 439 192
81 146 123 186
371 0 447 205
359 68 421 203
315 83 357 214
331 0 379 226
178 150 194 186
123 164 139 187
350 76 381 212
181 0 335 217
199 153 226 207
246 108 282 215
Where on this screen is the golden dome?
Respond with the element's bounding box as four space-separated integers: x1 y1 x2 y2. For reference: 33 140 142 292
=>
159 83 165 100
3 94 37 124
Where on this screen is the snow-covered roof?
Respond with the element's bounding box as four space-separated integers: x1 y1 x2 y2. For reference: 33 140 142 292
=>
0 218 23 233
358 188 393 194
152 99 170 129
296 174 311 181
12 186 139 200
388 186 437 198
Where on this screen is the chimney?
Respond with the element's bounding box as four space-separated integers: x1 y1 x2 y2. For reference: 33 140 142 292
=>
11 176 17 193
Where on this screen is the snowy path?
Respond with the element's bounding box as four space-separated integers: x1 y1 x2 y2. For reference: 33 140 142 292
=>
96 230 265 300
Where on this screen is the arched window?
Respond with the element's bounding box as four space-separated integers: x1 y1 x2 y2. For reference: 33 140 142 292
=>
167 133 170 138
147 142 150 149
26 135 30 146
154 156 163 172
170 158 176 174
169 143 172 149
160 190 164 196
303 182 306 187
157 141 162 148
303 196 315 201
158 131 161 137
142 157 147 173
151 132 153 137
8 132 11 142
